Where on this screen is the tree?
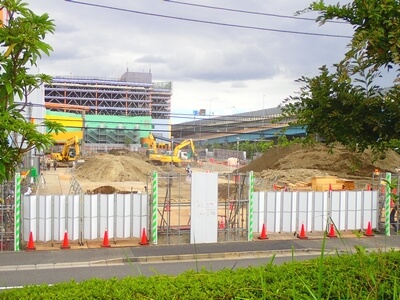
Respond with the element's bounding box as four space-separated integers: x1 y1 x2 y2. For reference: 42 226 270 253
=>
282 0 400 157
0 0 64 182
308 0 400 69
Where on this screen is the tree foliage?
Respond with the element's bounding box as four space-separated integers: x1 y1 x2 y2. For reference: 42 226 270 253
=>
0 0 64 182
283 0 400 157
310 0 400 69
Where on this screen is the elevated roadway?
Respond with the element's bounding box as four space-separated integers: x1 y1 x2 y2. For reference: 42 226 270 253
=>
172 107 305 145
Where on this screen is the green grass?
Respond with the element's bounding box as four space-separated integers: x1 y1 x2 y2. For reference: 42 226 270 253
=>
1 248 400 299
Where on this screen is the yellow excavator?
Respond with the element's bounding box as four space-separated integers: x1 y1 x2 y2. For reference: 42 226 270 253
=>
152 139 197 165
51 136 80 163
145 133 158 157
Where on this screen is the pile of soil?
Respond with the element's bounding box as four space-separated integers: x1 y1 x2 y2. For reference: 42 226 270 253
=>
240 144 400 189
74 152 160 183
87 185 139 194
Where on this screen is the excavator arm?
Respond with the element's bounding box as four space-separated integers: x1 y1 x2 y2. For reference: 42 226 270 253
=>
172 139 197 158
147 137 197 166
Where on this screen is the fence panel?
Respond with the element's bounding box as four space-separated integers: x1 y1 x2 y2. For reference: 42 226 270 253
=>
313 192 328 231
22 193 148 243
23 195 37 242
20 187 378 244
253 190 379 233
83 195 98 240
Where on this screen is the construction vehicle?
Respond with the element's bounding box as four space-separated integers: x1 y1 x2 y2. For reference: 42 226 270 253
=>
154 139 198 165
50 136 80 163
144 133 158 157
142 133 170 157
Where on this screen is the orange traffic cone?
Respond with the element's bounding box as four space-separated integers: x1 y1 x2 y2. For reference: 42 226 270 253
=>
139 228 149 245
101 229 111 248
297 224 308 239
60 231 71 249
26 231 36 250
327 224 337 238
219 217 226 229
364 221 374 237
258 224 269 240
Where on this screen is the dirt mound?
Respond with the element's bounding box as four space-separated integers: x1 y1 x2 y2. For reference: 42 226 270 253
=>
241 144 400 175
75 153 161 182
239 144 400 189
87 185 139 194
89 186 118 194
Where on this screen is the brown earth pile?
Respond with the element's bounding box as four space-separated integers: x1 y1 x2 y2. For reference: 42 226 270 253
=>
240 143 400 189
74 152 160 183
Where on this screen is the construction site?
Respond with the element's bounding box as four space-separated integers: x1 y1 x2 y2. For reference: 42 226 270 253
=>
2 133 400 251
1 71 400 250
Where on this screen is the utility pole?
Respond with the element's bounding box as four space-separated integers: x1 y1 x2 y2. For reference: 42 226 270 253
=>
81 111 85 157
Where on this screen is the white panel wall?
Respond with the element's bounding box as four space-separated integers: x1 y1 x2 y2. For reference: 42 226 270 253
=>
23 195 36 242
330 191 346 229
23 193 148 242
190 172 218 243
116 194 130 238
68 195 80 241
313 192 328 231
253 190 379 234
83 195 98 240
22 186 378 243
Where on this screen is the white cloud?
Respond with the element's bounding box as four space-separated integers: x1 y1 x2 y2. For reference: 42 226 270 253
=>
24 0 388 123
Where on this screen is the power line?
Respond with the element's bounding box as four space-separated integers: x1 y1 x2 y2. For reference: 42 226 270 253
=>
21 104 280 131
163 0 346 24
65 0 352 39
33 124 279 137
20 102 265 124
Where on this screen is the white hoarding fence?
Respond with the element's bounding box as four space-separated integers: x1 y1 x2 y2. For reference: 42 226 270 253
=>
253 190 378 234
23 193 148 243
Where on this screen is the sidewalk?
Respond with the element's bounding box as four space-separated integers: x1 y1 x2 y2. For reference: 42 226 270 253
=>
0 234 399 271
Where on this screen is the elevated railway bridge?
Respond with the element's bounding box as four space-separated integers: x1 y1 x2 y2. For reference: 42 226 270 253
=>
171 107 306 146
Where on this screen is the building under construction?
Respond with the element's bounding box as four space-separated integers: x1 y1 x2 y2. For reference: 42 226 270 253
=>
43 71 173 147
44 71 172 118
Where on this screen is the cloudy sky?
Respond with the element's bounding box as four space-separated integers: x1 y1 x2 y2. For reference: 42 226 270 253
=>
25 0 355 123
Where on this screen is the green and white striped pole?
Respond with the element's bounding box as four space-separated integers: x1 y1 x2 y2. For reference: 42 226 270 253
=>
385 172 391 236
151 171 158 244
248 171 254 241
14 173 21 251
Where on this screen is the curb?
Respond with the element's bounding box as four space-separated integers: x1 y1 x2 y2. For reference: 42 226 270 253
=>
122 248 358 263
